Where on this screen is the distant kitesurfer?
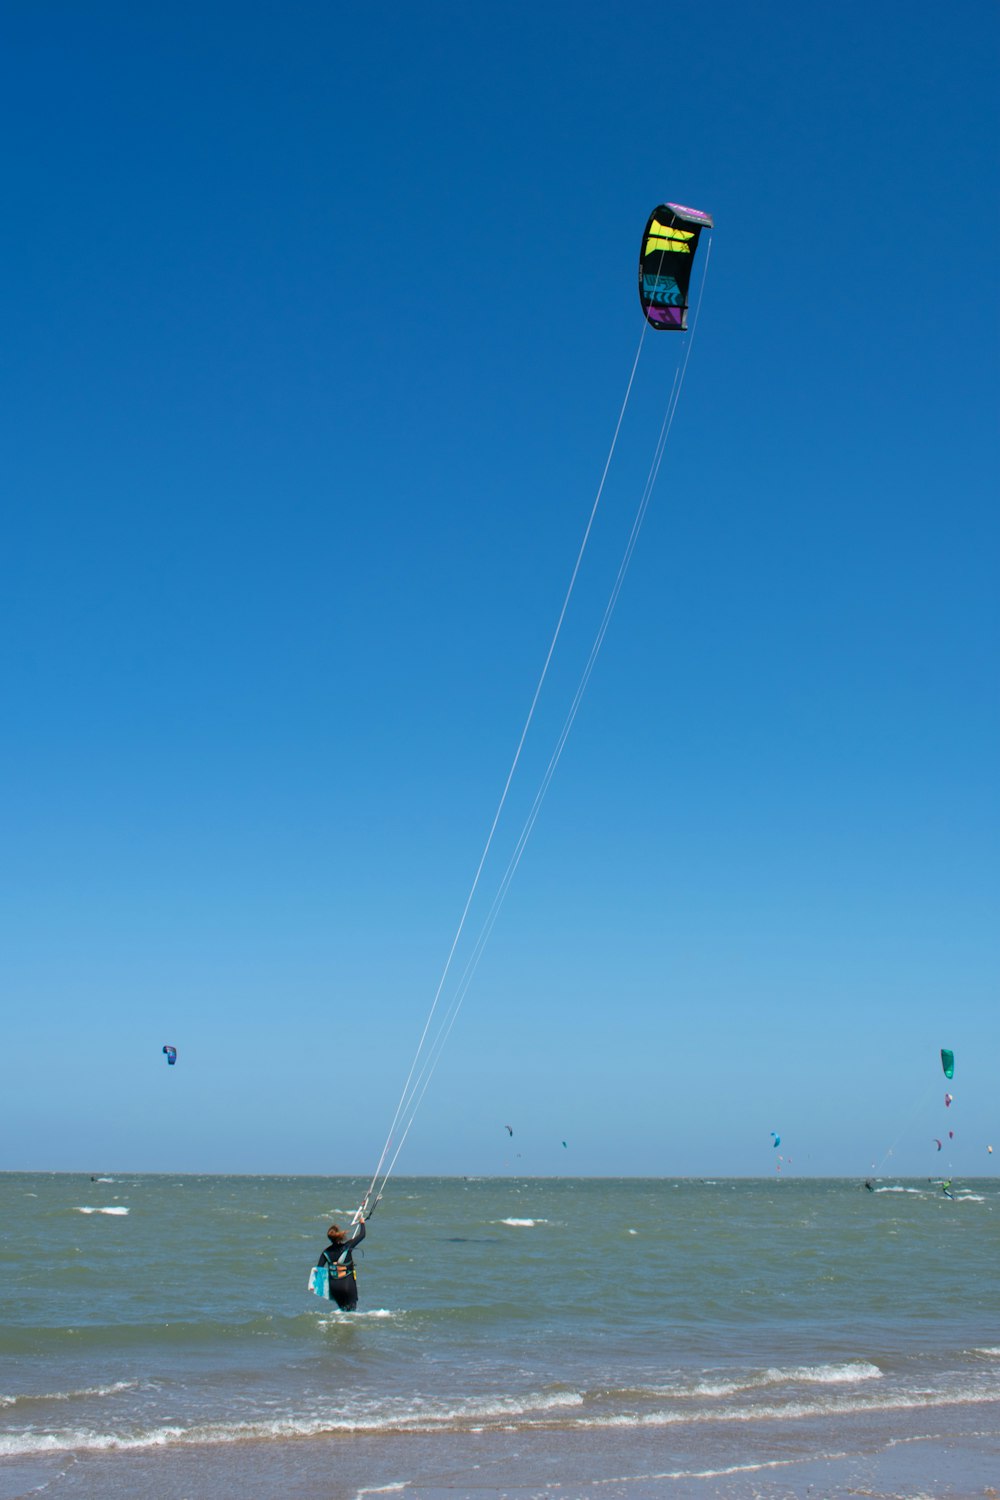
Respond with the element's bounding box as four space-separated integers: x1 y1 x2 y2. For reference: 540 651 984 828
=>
941 1180 954 1200
863 1179 874 1192
315 1213 366 1310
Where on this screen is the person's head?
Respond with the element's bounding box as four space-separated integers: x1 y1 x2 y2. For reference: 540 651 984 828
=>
327 1224 346 1246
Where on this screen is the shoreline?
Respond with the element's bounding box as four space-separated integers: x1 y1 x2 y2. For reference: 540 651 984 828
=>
3 1410 999 1500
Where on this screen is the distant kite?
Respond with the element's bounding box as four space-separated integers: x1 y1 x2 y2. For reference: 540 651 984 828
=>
162 1045 177 1066
941 1048 955 1079
944 1093 953 1108
504 1125 513 1137
934 1139 942 1151
770 1132 781 1148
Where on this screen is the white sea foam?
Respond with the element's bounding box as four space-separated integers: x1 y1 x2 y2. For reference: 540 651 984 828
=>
317 1308 399 1324
875 1185 925 1194
601 1453 852 1485
774 1361 883 1386
496 1217 547 1227
73 1206 129 1216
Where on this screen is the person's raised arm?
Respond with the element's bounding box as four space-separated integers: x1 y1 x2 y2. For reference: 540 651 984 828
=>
342 1214 366 1253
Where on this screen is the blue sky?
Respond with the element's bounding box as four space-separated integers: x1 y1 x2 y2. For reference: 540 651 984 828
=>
2 2 997 1179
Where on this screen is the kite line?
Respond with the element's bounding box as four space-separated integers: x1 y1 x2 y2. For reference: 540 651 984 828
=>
359 214 713 1218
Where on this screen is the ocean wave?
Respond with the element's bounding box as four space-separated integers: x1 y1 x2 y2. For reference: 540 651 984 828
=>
3 1374 999 1458
0 1312 323 1357
569 1384 1000 1432
0 1381 138 1409
685 1361 883 1398
0 1388 585 1457
0 1425 187 1458
5 1368 1000 1458
73 1206 129 1216
495 1218 547 1227
611 1361 883 1403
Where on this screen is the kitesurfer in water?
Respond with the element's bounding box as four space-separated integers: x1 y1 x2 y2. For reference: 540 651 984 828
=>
941 1180 954 1200
316 1213 366 1310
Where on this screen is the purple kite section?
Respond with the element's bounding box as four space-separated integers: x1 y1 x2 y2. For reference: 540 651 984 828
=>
647 306 684 327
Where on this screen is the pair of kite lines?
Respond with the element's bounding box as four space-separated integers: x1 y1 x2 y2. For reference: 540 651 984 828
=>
357 204 714 1219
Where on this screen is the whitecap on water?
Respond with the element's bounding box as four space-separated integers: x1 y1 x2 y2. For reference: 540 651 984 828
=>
778 1361 882 1385
0 1381 138 1409
74 1206 130 1216
317 1309 399 1326
684 1361 882 1398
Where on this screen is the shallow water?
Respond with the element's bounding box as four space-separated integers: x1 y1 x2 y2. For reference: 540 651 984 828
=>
1 1174 998 1496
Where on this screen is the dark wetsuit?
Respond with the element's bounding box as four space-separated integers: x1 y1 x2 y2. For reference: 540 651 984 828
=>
317 1220 366 1310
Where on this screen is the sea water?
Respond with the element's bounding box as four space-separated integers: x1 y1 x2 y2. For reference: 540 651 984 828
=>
1 1174 998 1498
